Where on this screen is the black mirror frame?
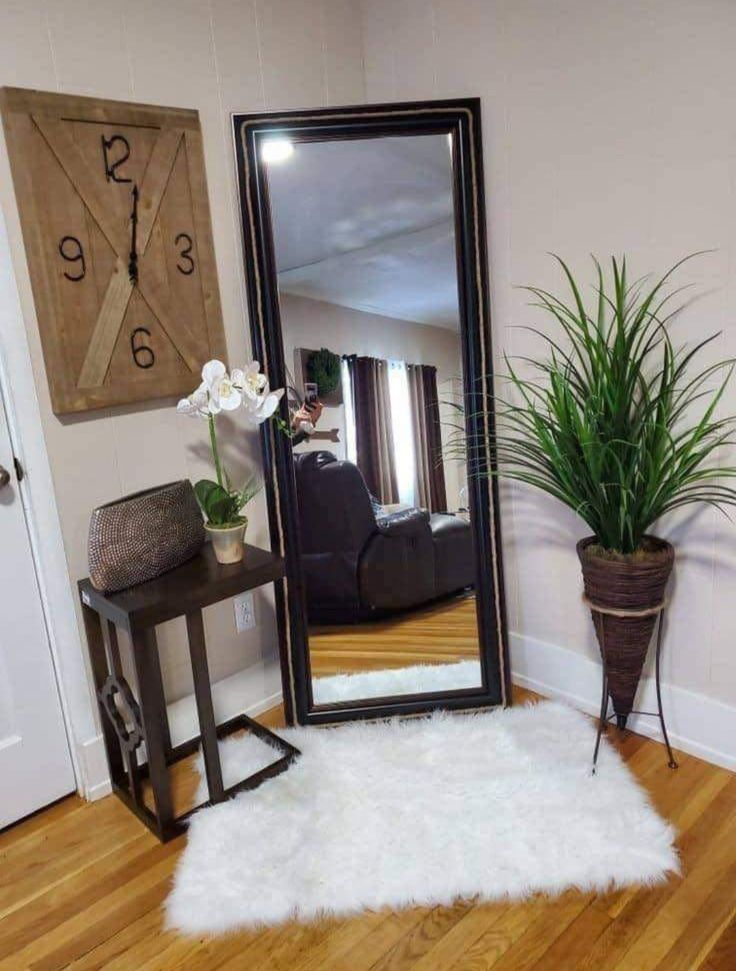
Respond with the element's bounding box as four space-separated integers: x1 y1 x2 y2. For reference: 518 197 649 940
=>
233 98 510 725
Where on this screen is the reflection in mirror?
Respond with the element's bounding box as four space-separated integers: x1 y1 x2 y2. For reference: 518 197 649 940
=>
265 133 482 706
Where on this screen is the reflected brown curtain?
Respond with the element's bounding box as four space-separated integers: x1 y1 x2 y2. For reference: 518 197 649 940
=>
345 355 398 504
408 364 447 513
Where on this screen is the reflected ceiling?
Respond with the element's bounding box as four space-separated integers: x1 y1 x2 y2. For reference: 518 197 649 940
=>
266 134 460 329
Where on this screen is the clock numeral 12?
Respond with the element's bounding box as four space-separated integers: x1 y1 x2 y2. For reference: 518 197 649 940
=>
175 232 195 275
58 235 86 282
130 327 155 369
101 134 132 183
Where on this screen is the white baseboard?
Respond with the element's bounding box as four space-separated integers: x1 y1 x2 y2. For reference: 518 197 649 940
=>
79 734 112 801
510 631 736 771
82 635 735 802
81 662 284 801
166 663 283 749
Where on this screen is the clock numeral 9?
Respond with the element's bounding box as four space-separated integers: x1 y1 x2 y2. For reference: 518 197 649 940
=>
101 134 132 183
175 232 195 275
58 235 86 282
130 327 155 369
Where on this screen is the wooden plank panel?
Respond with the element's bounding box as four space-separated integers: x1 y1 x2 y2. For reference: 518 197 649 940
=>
184 128 227 363
1 87 201 130
0 109 69 410
155 138 210 363
76 259 133 387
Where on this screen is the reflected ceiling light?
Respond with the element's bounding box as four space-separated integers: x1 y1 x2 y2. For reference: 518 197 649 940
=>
261 138 294 163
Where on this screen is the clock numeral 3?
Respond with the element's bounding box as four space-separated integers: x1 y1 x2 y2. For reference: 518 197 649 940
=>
130 327 155 369
101 134 132 183
58 235 86 282
175 232 195 275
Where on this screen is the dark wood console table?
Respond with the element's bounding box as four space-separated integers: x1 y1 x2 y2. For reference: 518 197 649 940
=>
79 544 299 841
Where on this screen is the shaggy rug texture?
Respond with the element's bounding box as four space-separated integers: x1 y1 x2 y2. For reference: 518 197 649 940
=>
166 701 678 934
311 658 483 704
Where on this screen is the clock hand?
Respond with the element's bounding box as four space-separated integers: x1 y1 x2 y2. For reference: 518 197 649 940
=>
128 183 139 285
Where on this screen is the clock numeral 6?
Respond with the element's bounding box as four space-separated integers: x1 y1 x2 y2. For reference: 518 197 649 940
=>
175 232 195 275
130 327 155 369
101 134 132 184
58 235 86 282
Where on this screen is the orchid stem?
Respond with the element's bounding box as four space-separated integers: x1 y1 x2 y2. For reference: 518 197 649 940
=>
208 414 224 487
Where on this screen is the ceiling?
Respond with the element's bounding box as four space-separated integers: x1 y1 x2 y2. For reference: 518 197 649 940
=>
266 134 460 329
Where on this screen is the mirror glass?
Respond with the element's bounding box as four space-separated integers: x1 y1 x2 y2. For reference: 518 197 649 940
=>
264 132 483 706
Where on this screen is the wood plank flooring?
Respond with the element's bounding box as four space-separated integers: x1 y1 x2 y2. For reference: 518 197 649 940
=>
1 687 735 971
308 594 480 675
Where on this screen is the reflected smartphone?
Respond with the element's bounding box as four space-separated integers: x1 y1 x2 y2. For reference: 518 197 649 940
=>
304 382 319 407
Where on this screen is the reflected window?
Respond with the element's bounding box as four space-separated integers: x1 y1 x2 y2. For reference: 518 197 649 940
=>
341 356 357 465
388 360 416 507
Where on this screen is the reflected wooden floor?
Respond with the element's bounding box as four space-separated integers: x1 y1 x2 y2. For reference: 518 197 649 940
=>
308 593 480 676
2 686 736 971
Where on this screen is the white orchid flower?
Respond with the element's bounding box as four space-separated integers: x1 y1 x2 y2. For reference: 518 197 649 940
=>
235 361 269 398
177 359 284 426
243 387 285 425
201 360 242 414
176 383 209 419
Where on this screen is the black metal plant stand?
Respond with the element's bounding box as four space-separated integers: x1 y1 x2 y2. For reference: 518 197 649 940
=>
589 598 678 774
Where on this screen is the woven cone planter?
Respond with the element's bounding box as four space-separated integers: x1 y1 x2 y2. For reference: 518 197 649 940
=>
577 536 674 728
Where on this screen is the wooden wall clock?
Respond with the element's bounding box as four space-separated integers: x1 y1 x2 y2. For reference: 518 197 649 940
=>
0 88 226 415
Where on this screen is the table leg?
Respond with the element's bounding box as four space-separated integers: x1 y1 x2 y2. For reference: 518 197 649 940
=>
144 629 172 757
131 628 174 836
186 610 225 802
82 603 126 787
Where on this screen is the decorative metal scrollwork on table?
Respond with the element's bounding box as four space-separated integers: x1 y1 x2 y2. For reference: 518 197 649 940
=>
99 675 144 753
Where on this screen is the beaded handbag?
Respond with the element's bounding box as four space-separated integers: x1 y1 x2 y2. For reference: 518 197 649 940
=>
88 480 204 592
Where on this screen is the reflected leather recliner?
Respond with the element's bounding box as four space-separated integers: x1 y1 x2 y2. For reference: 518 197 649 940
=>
293 451 474 623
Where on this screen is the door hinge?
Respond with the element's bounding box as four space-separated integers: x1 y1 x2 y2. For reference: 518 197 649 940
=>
13 456 24 481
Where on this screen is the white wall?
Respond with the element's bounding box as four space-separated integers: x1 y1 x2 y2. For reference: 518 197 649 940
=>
0 0 364 793
359 0 736 748
280 292 465 509
3 0 735 784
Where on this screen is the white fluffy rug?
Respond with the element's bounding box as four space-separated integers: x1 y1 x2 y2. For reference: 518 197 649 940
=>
312 659 482 704
166 701 677 934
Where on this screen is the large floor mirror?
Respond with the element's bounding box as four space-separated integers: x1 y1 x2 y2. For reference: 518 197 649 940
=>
234 100 508 724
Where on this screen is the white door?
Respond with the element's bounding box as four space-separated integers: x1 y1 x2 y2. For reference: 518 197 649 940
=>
0 391 75 827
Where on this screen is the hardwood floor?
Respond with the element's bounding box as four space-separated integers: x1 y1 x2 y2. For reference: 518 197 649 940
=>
2 687 735 971
309 594 480 676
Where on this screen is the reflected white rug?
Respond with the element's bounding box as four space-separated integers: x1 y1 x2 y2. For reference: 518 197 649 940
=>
166 701 678 934
312 659 482 704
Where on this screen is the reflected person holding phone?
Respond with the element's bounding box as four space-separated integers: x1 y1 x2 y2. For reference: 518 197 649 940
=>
291 382 324 446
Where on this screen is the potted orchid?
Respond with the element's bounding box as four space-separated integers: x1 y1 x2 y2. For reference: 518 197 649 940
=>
177 360 283 564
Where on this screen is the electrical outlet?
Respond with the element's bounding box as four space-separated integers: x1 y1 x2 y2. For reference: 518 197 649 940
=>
234 591 256 632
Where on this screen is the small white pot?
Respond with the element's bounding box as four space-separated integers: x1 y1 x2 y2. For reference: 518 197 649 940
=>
205 520 247 564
